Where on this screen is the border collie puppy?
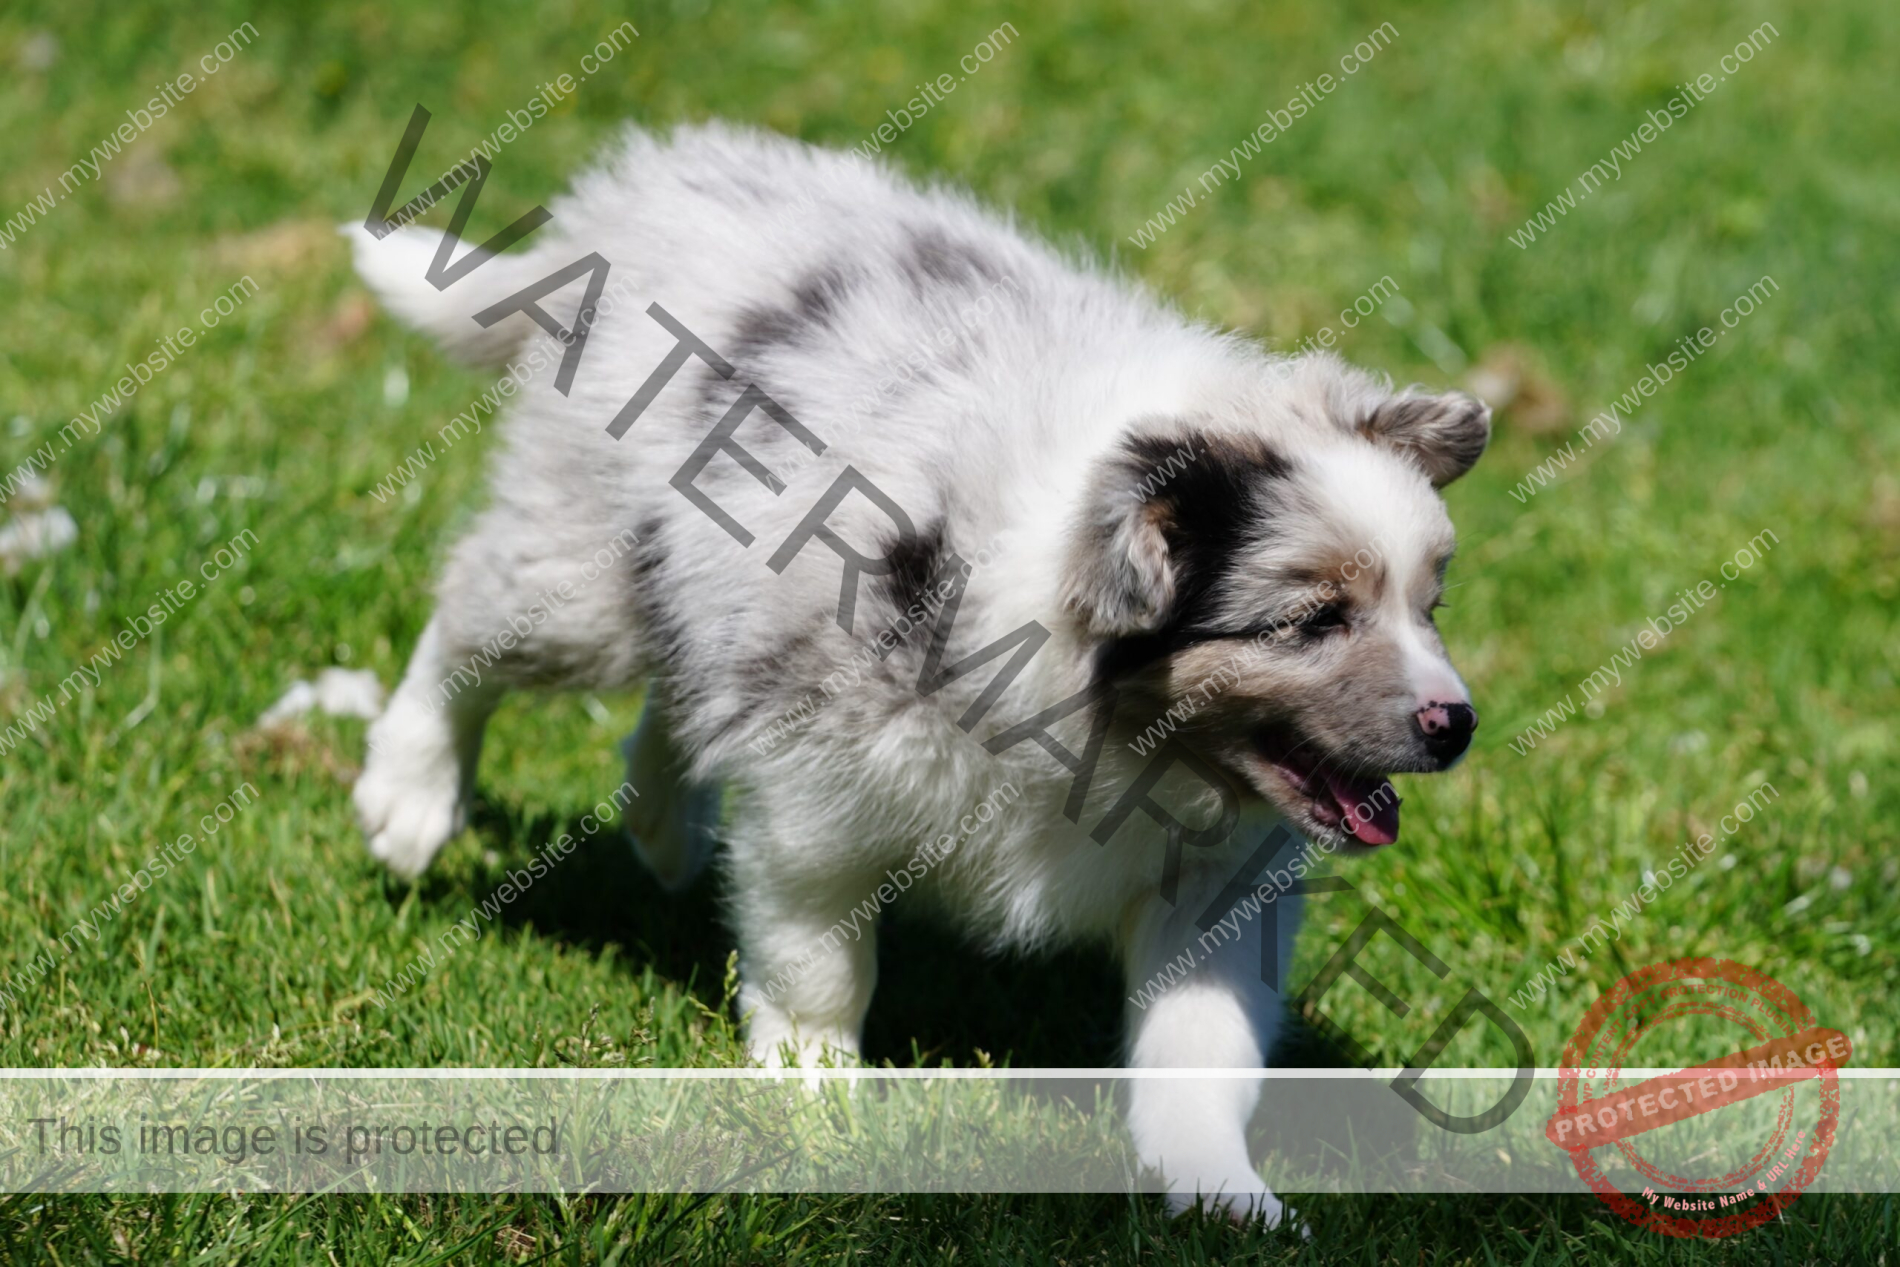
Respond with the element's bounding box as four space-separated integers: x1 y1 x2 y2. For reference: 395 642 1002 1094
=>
348 121 1487 1225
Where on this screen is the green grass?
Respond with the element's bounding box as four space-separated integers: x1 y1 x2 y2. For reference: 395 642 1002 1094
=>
2 0 1896 1260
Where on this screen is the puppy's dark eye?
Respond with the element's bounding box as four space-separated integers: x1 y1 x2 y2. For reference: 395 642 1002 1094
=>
1300 605 1348 635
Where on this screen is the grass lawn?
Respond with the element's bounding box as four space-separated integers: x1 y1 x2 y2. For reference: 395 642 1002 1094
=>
2 0 1896 1261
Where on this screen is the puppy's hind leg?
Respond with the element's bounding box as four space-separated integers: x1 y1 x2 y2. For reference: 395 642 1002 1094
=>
619 692 722 891
355 616 500 879
357 511 646 879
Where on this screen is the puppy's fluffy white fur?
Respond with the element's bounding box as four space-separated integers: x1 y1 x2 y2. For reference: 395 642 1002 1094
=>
349 121 1488 1225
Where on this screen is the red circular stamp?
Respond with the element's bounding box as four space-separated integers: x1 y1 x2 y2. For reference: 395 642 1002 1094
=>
1545 957 1849 1238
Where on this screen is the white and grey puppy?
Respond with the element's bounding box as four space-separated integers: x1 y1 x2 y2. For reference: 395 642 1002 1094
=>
348 121 1487 1225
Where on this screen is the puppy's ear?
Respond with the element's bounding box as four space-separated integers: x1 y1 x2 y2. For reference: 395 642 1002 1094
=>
1063 431 1282 638
1357 390 1491 487
1062 467 1177 637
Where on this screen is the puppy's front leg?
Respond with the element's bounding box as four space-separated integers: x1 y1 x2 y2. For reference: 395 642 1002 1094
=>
729 852 878 1071
1122 861 1303 1228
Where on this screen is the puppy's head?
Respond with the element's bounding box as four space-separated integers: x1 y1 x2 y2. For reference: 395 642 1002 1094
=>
1063 359 1489 851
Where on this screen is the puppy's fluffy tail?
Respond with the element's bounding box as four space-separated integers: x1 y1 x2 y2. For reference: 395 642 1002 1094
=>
341 224 554 368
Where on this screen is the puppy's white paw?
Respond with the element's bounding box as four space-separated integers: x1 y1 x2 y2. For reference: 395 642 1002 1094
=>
739 983 861 1090
355 757 464 879
757 1038 861 1095
1165 1176 1303 1233
355 710 467 880
755 1034 859 1071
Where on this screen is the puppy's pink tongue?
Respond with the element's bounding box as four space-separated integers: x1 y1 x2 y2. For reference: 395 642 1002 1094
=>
1323 771 1400 845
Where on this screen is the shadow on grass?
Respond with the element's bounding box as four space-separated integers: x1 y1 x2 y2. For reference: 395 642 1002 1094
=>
434 797 735 1002
417 796 1357 1077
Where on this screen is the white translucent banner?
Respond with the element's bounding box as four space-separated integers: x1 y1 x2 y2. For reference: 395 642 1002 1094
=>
1 1067 1893 1196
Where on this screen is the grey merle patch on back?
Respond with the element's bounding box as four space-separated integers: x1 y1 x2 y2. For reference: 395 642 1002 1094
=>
791 264 854 325
900 226 1002 293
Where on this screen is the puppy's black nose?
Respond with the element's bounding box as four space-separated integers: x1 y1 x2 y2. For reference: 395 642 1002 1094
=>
1415 701 1476 761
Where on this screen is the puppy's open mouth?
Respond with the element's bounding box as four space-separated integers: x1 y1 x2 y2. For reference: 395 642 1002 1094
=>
1251 732 1401 847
